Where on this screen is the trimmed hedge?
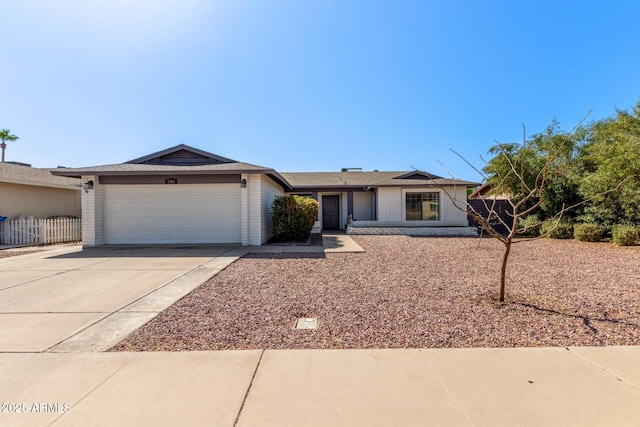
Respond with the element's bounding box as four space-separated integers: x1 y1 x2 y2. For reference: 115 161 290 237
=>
611 224 639 246
540 220 574 239
272 195 319 241
573 223 605 242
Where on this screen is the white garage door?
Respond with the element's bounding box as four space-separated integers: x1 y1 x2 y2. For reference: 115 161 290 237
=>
104 184 241 244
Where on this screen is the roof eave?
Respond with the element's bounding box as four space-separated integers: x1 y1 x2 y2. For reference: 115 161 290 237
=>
52 168 269 177
0 177 81 190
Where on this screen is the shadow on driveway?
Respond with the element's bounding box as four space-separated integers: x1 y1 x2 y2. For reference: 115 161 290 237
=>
48 244 240 259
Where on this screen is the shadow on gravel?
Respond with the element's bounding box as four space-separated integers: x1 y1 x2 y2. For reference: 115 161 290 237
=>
510 301 640 333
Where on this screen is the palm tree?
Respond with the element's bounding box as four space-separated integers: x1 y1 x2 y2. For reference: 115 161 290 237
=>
0 129 20 162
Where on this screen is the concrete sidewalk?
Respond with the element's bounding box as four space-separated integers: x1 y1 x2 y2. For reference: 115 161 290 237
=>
1 346 639 426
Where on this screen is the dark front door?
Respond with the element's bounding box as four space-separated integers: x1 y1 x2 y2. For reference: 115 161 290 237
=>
322 195 340 230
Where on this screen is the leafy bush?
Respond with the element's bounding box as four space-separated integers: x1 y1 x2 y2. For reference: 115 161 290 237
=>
540 220 574 239
611 224 639 246
573 223 605 242
272 195 319 241
517 214 541 236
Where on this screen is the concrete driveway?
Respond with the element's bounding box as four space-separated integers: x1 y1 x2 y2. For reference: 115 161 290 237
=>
0 244 242 352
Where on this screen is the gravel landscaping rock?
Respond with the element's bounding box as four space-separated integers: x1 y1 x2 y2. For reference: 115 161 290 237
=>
112 236 640 351
0 248 45 259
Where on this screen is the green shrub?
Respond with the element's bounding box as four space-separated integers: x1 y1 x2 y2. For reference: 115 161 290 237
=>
272 195 319 241
573 223 605 242
517 214 541 236
540 220 574 239
611 224 639 246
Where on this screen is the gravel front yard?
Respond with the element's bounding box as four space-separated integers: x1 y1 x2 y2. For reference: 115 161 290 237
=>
112 236 640 351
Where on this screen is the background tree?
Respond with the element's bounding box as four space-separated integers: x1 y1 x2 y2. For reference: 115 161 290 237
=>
484 121 584 223
577 101 640 227
0 129 20 163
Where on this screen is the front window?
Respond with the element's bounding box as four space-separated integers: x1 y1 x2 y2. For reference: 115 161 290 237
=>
406 192 439 220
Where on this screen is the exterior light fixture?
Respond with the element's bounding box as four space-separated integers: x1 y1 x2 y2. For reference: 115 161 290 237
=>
241 179 247 188
85 180 94 189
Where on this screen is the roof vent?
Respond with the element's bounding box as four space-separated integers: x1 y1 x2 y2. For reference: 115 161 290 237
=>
341 167 362 172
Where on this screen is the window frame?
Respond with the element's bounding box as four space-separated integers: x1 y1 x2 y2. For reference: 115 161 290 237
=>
405 191 440 221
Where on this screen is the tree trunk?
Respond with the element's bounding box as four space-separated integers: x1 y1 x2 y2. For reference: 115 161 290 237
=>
499 239 512 302
1 142 5 162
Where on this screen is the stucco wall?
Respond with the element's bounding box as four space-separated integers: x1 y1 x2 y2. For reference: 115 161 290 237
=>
0 182 81 219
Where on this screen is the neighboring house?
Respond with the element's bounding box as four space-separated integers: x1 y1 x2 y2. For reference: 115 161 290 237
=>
0 162 81 219
468 182 514 234
52 145 480 247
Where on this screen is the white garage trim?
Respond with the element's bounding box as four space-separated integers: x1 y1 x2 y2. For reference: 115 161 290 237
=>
104 184 241 244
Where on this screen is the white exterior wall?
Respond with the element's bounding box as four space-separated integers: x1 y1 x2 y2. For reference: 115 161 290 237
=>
246 174 260 245
372 186 469 226
377 187 402 221
241 173 249 245
438 186 469 226
81 175 105 247
245 173 285 245
259 175 285 244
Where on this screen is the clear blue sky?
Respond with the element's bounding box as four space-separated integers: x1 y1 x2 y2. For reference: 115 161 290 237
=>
2 1 639 181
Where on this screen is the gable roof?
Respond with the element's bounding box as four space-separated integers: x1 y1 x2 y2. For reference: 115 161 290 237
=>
126 144 237 165
0 162 80 190
468 182 510 200
51 144 292 190
393 171 442 180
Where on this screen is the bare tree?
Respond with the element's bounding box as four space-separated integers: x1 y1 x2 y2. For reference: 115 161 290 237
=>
434 117 627 302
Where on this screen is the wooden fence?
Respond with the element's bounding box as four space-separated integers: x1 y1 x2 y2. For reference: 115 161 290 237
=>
0 217 81 245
